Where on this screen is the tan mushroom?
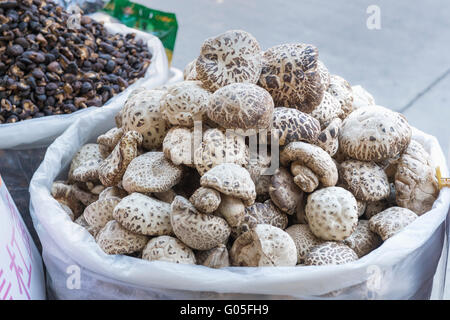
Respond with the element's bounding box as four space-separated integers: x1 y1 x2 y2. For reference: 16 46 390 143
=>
163 127 195 167
364 182 396 219
285 224 324 264
189 187 221 214
356 199 367 218
142 236 196 264
196 30 263 92
314 117 342 157
83 197 121 229
269 167 303 214
216 194 245 228
99 186 128 200
310 92 343 128
317 60 330 89
71 184 98 206
343 220 381 258
327 75 354 119
258 43 324 113
153 189 177 203
96 220 148 255
195 244 230 268
290 161 319 193
244 200 288 230
183 59 198 80
304 241 358 266
68 144 103 182
351 85 375 109
369 207 418 241
51 181 84 218
74 214 101 237
97 127 124 158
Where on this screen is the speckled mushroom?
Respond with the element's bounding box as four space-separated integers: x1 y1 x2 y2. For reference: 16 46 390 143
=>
244 200 288 230
189 187 221 214
216 194 245 228
68 144 104 182
71 183 98 206
196 30 263 92
285 224 324 264
122 152 183 194
344 220 381 258
327 75 354 119
317 60 330 89
153 189 177 203
195 244 230 268
183 59 198 80
230 224 297 267
351 85 375 109
207 83 274 130
74 214 101 237
356 199 367 218
369 206 418 241
51 181 84 218
96 220 148 255
170 196 231 251
395 140 439 215
269 167 303 215
310 92 343 128
97 127 125 158
99 186 128 200
339 105 412 161
305 187 358 241
304 241 358 266
314 117 342 156
83 196 121 230
163 127 195 167
258 43 324 113
142 236 196 264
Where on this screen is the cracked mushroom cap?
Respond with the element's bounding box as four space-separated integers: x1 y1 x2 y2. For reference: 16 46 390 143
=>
160 81 211 126
339 160 390 202
69 144 103 182
339 105 412 161
97 127 125 158
207 83 274 130
113 193 172 236
314 117 342 157
310 92 343 128
344 220 381 258
272 107 321 145
230 224 297 267
395 140 439 215
163 127 195 167
83 197 121 229
369 206 418 241
51 181 84 218
269 167 303 215
200 163 256 206
96 220 148 255
352 85 375 109
317 60 330 89
327 75 354 119
189 187 221 214
170 196 231 250
258 43 324 113
195 244 230 268
183 59 198 80
98 131 143 187
142 236 196 264
122 152 183 194
304 241 358 266
285 224 324 264
281 141 338 188
196 30 263 92
194 128 248 176
121 89 169 150
306 187 358 241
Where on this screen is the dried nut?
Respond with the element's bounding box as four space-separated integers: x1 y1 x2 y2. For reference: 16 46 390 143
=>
327 75 354 119
113 193 172 236
83 197 121 229
314 117 342 156
160 81 211 126
51 181 84 218
339 160 390 202
304 242 358 266
183 59 197 80
369 207 418 240
351 85 375 109
258 43 324 113
339 105 412 161
216 194 245 228
122 152 183 194
189 187 221 214
290 162 319 193
97 127 124 158
69 144 104 182
75 214 101 237
207 83 274 130
99 186 128 200
163 127 195 167
271 107 321 145
285 224 324 264
195 244 230 268
200 163 256 206
71 184 98 206
196 30 262 92
306 187 358 241
142 236 196 264
96 220 148 255
98 131 143 187
344 220 381 258
311 92 344 128
230 224 297 267
317 60 331 89
395 140 439 215
170 196 231 250
269 167 303 215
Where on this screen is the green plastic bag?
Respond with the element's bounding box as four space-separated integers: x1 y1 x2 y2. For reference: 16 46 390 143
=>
103 0 178 64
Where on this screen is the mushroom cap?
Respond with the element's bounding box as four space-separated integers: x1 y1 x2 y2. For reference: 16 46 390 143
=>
71 183 99 206
75 214 101 237
339 160 390 202
83 197 121 229
200 163 256 205
216 194 245 227
395 140 439 215
207 83 274 130
272 107 321 145
310 92 343 128
269 167 303 215
356 199 367 217
244 200 288 230
170 196 231 251
51 181 84 218
344 220 381 258
153 189 177 203
290 162 319 193
258 43 324 113
314 117 342 156
196 30 263 92
160 81 211 126
280 141 338 187
317 60 330 89
122 89 169 150
285 224 324 264
99 186 128 200
122 152 183 194
304 241 358 266
195 244 230 268
245 152 272 183
369 206 418 241
351 85 375 109
97 127 125 158
96 220 148 255
189 187 221 214
327 75 354 119
230 224 297 267
194 128 248 176
98 131 143 187
183 59 198 80
142 236 196 264
69 144 103 182
306 187 358 241
339 105 412 161
163 127 195 167
113 193 173 236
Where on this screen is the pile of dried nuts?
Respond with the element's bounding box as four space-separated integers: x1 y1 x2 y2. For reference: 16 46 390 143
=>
0 0 152 124
52 30 440 267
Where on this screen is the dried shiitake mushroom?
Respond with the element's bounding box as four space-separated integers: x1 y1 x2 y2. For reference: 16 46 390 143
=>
142 236 196 264
304 242 358 266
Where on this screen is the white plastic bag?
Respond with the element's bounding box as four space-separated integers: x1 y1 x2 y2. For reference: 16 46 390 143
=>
29 104 450 299
0 20 169 150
